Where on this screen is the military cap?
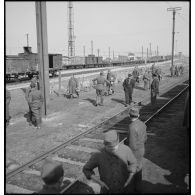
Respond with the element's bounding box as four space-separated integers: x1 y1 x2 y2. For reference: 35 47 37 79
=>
129 106 139 117
104 130 119 146
128 73 132 77
41 159 64 185
152 73 157 77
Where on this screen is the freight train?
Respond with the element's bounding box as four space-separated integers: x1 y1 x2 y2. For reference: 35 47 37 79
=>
6 47 171 83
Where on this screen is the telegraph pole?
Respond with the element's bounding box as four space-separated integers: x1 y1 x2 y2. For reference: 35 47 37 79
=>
108 47 110 59
97 49 100 57
113 50 114 60
147 48 148 61
91 40 93 55
149 43 152 57
35 2 49 116
167 7 181 76
26 33 29 46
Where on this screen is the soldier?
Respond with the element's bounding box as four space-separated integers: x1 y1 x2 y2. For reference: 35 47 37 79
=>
175 65 179 77
92 71 110 106
143 70 150 90
170 66 174 77
28 82 43 129
106 69 116 95
83 130 137 194
68 74 79 98
132 66 139 83
6 88 11 127
25 78 37 126
150 73 159 106
180 64 184 76
123 73 136 107
36 159 64 194
128 107 147 193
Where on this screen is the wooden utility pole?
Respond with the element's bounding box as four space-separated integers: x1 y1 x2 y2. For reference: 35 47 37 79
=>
35 2 49 116
26 33 29 46
97 49 100 57
167 7 181 76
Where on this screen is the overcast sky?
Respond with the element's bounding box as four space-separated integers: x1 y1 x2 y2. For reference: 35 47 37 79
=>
5 1 189 57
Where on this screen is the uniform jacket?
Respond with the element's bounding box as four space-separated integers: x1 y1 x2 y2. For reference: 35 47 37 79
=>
68 77 79 94
128 119 147 162
29 88 43 109
25 86 32 103
83 144 137 193
151 77 159 94
93 75 109 90
107 72 116 82
123 77 136 91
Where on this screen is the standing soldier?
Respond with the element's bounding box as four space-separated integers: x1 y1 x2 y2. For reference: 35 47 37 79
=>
150 73 159 106
132 66 139 83
123 73 136 107
92 71 110 106
170 66 174 77
180 64 184 76
83 130 137 194
175 65 179 77
35 159 64 194
6 88 11 127
143 70 150 90
28 82 43 129
128 107 147 193
25 78 37 126
106 69 116 95
68 74 79 98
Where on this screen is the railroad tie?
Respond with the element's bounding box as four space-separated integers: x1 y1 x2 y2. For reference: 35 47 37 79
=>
52 156 85 166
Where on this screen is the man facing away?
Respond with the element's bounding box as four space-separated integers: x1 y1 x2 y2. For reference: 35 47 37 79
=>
92 71 110 106
128 106 147 193
83 130 137 194
123 73 136 107
150 73 160 106
35 159 64 194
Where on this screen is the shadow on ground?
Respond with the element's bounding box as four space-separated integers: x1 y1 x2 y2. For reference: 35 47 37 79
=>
111 98 126 106
83 98 97 106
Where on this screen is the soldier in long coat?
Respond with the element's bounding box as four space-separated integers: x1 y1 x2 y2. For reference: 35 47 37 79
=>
93 72 110 106
150 73 159 106
132 67 139 83
128 107 147 193
28 82 43 129
106 70 116 95
25 78 37 125
68 74 79 98
123 73 136 107
143 70 150 90
6 88 11 127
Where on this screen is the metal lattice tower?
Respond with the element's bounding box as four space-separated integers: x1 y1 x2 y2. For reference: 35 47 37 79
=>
67 1 75 60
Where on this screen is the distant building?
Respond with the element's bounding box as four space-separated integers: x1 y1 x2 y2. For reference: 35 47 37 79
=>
128 52 135 61
118 55 129 62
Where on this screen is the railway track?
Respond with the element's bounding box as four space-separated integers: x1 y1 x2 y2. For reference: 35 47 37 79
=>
6 80 189 194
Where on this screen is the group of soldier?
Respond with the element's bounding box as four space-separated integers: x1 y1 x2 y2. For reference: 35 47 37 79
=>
34 106 147 194
170 64 184 77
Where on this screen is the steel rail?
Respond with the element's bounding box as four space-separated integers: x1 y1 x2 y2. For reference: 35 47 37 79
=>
6 80 188 181
145 85 189 124
60 83 189 194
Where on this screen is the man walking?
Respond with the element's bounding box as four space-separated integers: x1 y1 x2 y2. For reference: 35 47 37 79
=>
83 130 137 194
128 107 147 193
106 69 116 95
68 74 79 98
123 73 136 107
92 71 110 106
28 82 43 129
151 73 159 106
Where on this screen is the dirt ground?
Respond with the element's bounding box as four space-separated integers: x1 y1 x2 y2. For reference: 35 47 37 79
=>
6 61 190 193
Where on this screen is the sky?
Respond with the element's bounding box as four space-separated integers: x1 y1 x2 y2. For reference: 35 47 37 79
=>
5 1 189 58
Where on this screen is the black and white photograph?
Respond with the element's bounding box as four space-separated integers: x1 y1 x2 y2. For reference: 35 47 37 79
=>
5 1 190 194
